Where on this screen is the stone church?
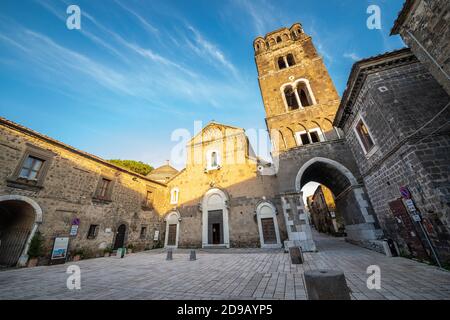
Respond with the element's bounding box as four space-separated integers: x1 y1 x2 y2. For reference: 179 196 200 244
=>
1 0 449 267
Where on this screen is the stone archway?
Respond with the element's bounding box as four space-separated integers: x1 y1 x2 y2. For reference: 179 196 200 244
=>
294 157 382 243
0 195 43 267
164 211 180 248
202 188 229 248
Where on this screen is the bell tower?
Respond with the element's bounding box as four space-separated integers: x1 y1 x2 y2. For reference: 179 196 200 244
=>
254 23 340 153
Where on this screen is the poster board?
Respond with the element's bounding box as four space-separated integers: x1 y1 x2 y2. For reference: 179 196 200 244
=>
51 237 69 261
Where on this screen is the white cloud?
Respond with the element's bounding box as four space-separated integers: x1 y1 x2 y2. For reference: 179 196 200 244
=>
186 25 239 79
343 52 361 61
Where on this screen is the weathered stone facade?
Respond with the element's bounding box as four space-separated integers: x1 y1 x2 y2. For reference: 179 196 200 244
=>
391 0 450 96
254 23 341 152
0 118 166 266
161 122 285 249
334 48 450 264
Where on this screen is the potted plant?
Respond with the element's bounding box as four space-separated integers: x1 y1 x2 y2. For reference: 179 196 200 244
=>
72 248 85 261
27 232 44 267
127 243 134 254
103 246 113 257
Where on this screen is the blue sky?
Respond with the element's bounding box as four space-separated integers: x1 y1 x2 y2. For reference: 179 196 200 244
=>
0 0 405 171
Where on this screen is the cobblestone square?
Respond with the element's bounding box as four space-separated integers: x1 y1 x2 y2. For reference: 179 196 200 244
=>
1 232 449 300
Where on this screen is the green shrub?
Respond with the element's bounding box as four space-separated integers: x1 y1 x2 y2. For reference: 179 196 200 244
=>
108 159 153 176
27 232 44 258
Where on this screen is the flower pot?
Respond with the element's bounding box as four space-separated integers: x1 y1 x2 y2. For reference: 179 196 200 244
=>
27 257 39 267
127 249 132 254
73 255 81 261
104 252 110 257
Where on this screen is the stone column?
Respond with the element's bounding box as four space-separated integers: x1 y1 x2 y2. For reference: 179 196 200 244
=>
281 192 316 252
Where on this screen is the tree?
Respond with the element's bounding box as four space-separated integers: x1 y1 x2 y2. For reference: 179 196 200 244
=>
108 159 153 176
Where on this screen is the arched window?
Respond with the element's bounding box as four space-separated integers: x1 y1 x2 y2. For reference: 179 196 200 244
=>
276 36 282 43
278 57 286 70
284 86 299 110
206 150 220 170
296 82 313 107
211 152 218 167
287 54 295 66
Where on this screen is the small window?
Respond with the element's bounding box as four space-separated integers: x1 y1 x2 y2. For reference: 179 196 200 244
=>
170 188 179 205
310 131 320 143
296 128 324 146
287 54 295 67
19 156 44 180
276 36 282 43
355 119 375 153
87 224 99 239
278 57 287 70
300 133 310 145
284 86 299 110
140 226 147 239
98 178 111 199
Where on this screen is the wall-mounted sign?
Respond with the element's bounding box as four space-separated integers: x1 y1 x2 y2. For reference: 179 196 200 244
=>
153 230 160 241
105 228 112 233
69 225 79 236
399 186 411 199
404 199 416 212
51 237 69 260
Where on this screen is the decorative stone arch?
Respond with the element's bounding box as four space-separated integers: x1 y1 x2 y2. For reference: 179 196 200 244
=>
324 117 342 139
164 211 181 248
295 157 358 191
202 188 230 248
294 157 381 243
0 195 43 267
113 220 129 250
255 201 282 248
280 78 317 111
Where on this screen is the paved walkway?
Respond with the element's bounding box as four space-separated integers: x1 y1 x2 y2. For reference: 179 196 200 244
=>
1 232 449 300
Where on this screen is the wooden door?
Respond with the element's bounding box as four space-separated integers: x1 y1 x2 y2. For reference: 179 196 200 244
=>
167 224 177 246
388 199 428 259
261 218 277 244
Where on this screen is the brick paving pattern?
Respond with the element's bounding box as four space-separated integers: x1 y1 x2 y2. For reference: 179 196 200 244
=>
1 232 449 300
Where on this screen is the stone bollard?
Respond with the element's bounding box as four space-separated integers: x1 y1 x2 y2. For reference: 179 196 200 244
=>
189 250 196 261
166 249 173 261
303 270 351 300
289 246 303 264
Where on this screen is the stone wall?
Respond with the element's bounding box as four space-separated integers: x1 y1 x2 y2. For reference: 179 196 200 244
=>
392 0 450 96
341 58 450 263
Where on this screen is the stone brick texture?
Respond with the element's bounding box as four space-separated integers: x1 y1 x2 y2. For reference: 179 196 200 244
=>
397 0 450 96
163 123 287 248
254 25 341 152
341 59 450 263
0 122 166 261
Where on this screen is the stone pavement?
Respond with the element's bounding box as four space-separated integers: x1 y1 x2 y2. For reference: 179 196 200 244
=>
0 232 449 300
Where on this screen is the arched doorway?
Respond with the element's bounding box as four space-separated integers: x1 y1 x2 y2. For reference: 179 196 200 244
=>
295 157 381 243
0 195 42 267
202 188 229 248
113 224 127 250
256 202 282 248
164 211 180 248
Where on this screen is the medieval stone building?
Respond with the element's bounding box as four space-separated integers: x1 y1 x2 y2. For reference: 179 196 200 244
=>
1 0 449 267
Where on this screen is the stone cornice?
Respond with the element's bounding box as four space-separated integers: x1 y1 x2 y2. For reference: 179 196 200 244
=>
333 48 416 129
